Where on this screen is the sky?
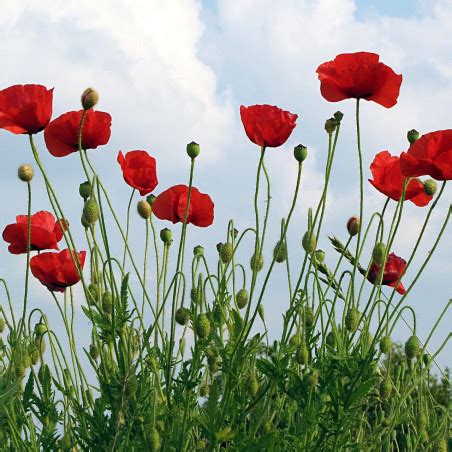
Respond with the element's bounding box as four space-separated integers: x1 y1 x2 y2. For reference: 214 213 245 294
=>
0 0 450 370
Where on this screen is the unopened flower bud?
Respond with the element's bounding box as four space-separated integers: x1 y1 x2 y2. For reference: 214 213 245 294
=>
186 141 200 159
137 199 152 219
273 240 287 263
380 379 392 399
345 307 360 333
324 118 337 134
293 144 308 162
175 307 191 326
81 87 99 110
18 164 34 182
257 304 265 320
79 181 92 200
379 336 391 354
193 245 204 258
34 322 47 336
302 306 314 328
334 111 344 123
315 249 325 264
250 251 264 272
195 314 211 339
347 216 360 236
160 228 172 244
219 242 233 264
302 231 317 254
236 288 249 309
423 179 437 196
405 335 420 360
407 129 420 144
422 353 431 367
295 341 309 365
102 292 113 315
89 343 100 360
82 197 99 225
372 242 386 266
199 384 209 397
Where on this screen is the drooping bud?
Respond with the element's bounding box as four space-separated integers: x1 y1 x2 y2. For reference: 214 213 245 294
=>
102 292 113 315
195 314 211 339
407 129 420 144
302 306 314 329
160 228 172 244
81 87 99 110
34 322 47 336
334 111 344 123
293 144 308 162
423 179 437 196
422 353 431 367
345 307 360 333
302 231 317 254
219 242 233 264
18 164 34 182
295 341 309 365
137 199 152 219
236 288 249 309
193 245 204 258
79 181 92 200
315 249 325 264
89 343 100 360
250 251 264 272
372 242 386 266
324 118 337 134
175 307 191 326
273 240 288 263
379 336 391 354
199 384 209 397
405 335 420 360
347 216 360 236
186 141 200 159
82 197 99 225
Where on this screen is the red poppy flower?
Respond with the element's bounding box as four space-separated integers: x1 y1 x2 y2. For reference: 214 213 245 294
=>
30 249 86 292
240 104 298 148
0 84 53 134
117 150 158 195
2 211 68 254
152 184 214 227
400 130 452 181
369 151 432 207
316 52 402 108
44 109 111 157
362 252 406 294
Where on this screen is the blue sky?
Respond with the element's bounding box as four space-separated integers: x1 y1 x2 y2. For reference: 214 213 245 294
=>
0 0 450 370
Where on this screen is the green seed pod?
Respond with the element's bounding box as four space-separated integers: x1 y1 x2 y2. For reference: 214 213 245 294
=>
407 129 420 144
405 335 420 360
149 427 161 451
236 288 249 309
295 342 309 365
195 314 211 339
293 144 308 162
175 307 191 326
422 353 431 367
193 245 204 258
302 306 314 329
18 164 34 182
34 322 47 336
160 228 172 245
199 384 209 397
102 291 113 315
423 179 437 196
324 117 337 134
79 181 92 199
89 343 100 360
247 374 259 398
82 197 99 224
219 242 233 264
314 249 325 263
250 251 264 272
81 87 99 110
273 240 287 263
302 231 317 254
0 318 5 334
345 307 360 333
334 111 344 123
372 242 386 266
379 336 391 354
186 141 200 159
380 379 392 399
137 199 152 219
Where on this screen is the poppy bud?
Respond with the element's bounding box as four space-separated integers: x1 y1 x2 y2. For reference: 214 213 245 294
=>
334 111 344 123
219 242 233 264
195 314 211 339
137 199 152 219
324 118 337 134
372 242 386 266
15 362 26 378
302 231 317 254
405 335 420 360
407 129 420 144
34 322 47 336
0 318 4 334
81 87 99 110
416 412 427 432
175 307 190 326
380 379 392 399
315 249 325 264
302 306 314 328
199 384 209 397
257 304 264 320
295 341 309 365
149 428 161 451
379 336 391 354
273 240 287 263
193 245 204 258
186 141 200 159
31 349 40 365
423 179 437 196
347 216 360 236
160 228 172 244
79 181 92 200
247 374 259 397
89 343 100 360
250 251 264 272
18 164 34 182
293 144 308 162
102 292 113 315
82 197 99 225
345 307 360 333
422 353 431 367
236 288 249 309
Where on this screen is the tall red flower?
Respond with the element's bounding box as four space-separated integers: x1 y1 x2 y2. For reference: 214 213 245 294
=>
117 150 158 195
362 252 406 294
30 249 86 292
44 109 111 157
2 211 68 254
369 151 432 207
152 185 214 227
0 84 53 134
240 104 298 148
316 52 402 108
400 130 452 181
